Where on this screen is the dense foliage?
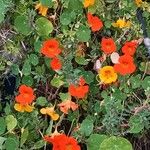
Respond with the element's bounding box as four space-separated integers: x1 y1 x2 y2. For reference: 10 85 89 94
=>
0 0 150 149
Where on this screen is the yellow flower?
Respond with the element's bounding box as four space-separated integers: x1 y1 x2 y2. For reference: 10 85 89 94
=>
14 103 34 112
99 66 118 84
83 0 95 8
135 0 143 7
35 3 48 16
40 107 59 121
112 19 131 28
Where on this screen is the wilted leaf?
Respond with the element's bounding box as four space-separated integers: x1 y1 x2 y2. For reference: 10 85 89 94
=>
20 128 29 147
31 140 45 149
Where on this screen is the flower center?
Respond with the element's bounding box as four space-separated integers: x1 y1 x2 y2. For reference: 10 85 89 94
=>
24 93 29 98
66 144 72 150
104 70 112 78
48 47 55 53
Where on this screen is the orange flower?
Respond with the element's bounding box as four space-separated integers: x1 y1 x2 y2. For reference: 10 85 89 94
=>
14 85 35 112
114 55 136 75
68 77 89 99
101 38 116 54
87 13 103 32
135 0 143 7
40 107 59 121
112 18 131 28
41 39 61 58
44 134 81 150
99 66 118 84
15 85 35 105
122 41 137 56
83 0 95 8
50 57 62 71
58 100 78 114
14 104 34 113
35 3 48 16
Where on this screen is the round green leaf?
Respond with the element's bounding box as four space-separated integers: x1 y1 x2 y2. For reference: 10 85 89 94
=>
36 97 47 106
34 40 42 53
22 76 33 86
0 117 6 135
60 11 72 25
87 134 108 150
76 25 91 42
129 115 144 134
35 17 53 36
29 54 39 66
40 0 53 7
130 75 141 89
5 115 17 132
81 71 94 84
59 93 71 101
5 137 18 150
68 0 83 12
80 116 94 136
99 136 133 150
75 57 89 65
22 60 31 76
142 76 150 91
14 15 32 35
11 64 20 75
51 76 64 88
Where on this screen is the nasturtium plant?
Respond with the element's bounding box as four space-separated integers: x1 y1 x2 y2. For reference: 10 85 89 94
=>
80 116 94 137
129 115 144 134
5 115 17 132
99 136 133 150
35 17 54 36
40 0 53 7
87 134 108 150
0 0 150 149
14 15 32 35
0 118 6 135
76 25 91 42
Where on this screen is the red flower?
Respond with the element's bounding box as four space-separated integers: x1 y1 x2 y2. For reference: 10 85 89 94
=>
87 13 103 32
101 38 116 54
114 55 136 75
44 134 81 150
50 57 62 71
41 39 61 58
68 77 89 99
15 85 35 105
122 41 137 56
